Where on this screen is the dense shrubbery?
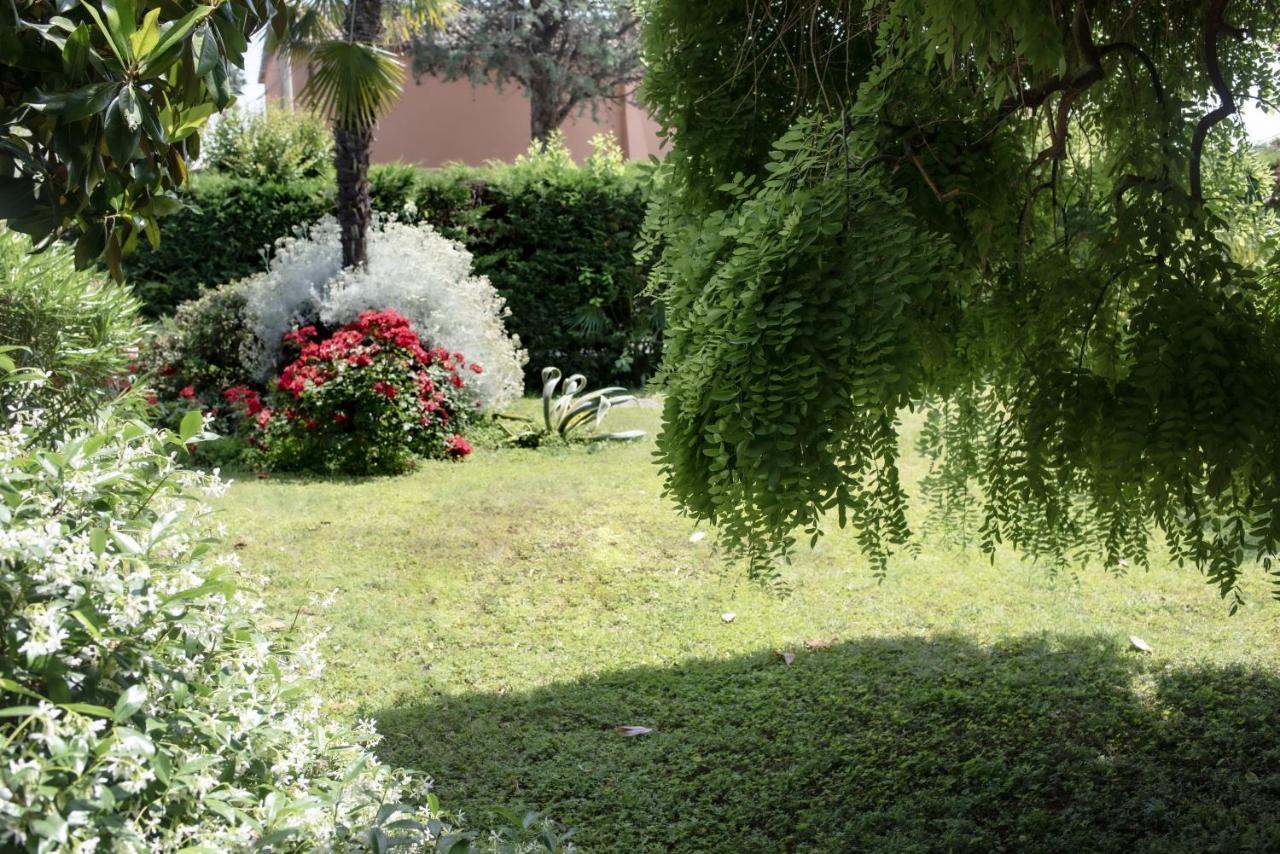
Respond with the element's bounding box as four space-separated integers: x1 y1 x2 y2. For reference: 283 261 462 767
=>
124 135 656 387
137 218 513 473
0 228 140 434
0 403 442 850
249 311 481 475
243 217 525 410
203 108 333 183
123 175 333 316
0 265 446 847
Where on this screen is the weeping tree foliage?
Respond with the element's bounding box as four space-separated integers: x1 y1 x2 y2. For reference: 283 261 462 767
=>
411 0 642 144
0 0 270 278
641 0 1280 605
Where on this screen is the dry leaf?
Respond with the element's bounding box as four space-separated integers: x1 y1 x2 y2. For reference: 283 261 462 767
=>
777 651 795 665
688 531 706 543
233 540 248 550
1128 635 1153 654
614 726 653 737
721 612 736 623
263 619 288 632
804 638 835 651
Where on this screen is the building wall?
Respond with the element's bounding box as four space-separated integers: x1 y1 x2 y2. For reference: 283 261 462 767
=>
261 54 665 167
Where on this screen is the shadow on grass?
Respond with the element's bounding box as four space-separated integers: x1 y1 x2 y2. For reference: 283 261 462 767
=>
374 634 1280 853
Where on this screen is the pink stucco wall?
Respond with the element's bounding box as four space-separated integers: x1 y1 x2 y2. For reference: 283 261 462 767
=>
261 54 664 167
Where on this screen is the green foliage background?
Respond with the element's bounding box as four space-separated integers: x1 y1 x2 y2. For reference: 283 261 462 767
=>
124 152 657 388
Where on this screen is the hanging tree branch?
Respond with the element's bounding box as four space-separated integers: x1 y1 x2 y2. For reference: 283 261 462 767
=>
1190 0 1237 205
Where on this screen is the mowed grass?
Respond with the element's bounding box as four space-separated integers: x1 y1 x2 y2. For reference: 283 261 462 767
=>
216 400 1280 852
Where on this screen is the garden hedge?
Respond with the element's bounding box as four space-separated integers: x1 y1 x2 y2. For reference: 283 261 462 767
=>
124 159 657 388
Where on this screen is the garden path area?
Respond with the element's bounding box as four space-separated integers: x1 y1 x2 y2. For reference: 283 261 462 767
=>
217 401 1280 852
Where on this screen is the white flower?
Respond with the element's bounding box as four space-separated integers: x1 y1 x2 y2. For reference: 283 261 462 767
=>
17 604 69 658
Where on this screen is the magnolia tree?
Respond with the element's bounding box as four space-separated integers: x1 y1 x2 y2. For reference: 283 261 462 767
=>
641 0 1280 605
0 0 267 278
411 0 643 144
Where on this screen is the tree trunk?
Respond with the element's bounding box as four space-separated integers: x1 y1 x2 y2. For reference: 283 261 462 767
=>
334 0 383 268
279 51 294 111
529 62 558 147
334 123 373 268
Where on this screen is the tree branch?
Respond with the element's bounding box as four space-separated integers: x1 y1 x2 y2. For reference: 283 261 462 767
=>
1190 0 1235 205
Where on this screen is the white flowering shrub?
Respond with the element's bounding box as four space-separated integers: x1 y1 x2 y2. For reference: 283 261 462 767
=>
0 392 441 851
243 217 527 410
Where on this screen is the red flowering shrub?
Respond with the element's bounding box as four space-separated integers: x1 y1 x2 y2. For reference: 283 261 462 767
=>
245 310 482 474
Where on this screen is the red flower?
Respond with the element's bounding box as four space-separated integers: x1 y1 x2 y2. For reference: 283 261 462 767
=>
373 381 398 399
445 434 472 459
334 412 349 425
160 365 176 376
223 385 265 415
255 408 273 429
145 392 158 406
178 385 196 400
469 363 484 374
450 374 465 389
283 325 319 346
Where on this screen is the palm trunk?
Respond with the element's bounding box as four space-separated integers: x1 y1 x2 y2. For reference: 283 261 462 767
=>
335 0 383 268
334 123 373 268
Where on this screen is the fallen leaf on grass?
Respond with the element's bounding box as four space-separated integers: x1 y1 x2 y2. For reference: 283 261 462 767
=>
615 726 653 737
776 651 795 665
1129 635 1153 654
688 531 706 543
804 638 835 651
233 540 248 550
721 612 736 623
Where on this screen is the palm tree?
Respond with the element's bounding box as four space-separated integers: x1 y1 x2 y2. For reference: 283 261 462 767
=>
269 0 449 268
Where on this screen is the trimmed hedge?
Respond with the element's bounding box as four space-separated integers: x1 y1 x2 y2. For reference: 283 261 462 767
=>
124 173 334 315
124 156 658 388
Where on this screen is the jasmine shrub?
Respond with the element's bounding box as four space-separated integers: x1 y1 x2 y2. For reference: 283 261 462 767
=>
0 388 441 851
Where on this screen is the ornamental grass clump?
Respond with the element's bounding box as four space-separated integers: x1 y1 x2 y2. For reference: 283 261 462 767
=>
237 310 481 475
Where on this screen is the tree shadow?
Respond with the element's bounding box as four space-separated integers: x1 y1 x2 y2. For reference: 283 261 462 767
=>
373 634 1280 852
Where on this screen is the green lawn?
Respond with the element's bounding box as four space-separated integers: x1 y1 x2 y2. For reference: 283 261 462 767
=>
216 400 1280 852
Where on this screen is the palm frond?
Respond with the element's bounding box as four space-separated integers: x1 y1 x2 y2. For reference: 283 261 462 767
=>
267 0 347 51
383 0 454 44
300 40 405 129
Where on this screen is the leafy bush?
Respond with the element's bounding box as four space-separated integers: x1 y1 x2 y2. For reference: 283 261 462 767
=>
124 136 656 387
0 377 443 850
246 311 481 475
243 217 526 410
135 282 260 462
0 228 139 432
142 282 256 400
202 108 333 183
